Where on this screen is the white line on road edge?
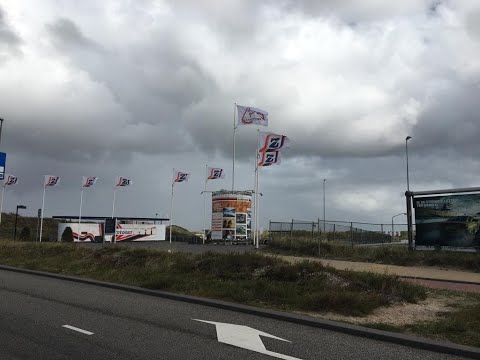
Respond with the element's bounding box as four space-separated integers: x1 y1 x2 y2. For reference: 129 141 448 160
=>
62 325 94 335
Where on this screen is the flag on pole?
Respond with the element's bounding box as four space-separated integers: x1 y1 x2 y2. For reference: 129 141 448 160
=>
174 170 190 183
116 177 132 187
258 151 281 166
82 176 98 188
207 167 225 180
236 105 269 127
259 132 290 152
4 175 17 186
44 175 60 187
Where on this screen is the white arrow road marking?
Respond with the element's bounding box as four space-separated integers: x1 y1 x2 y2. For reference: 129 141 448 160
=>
62 325 94 335
193 319 303 360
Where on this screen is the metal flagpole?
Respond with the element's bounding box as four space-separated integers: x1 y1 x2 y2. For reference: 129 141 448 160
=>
78 185 84 242
169 182 174 244
203 164 208 245
0 184 4 225
254 129 260 248
232 103 236 191
111 186 117 218
39 183 46 242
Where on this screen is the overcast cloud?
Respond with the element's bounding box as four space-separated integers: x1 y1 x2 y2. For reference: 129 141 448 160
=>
1 0 480 231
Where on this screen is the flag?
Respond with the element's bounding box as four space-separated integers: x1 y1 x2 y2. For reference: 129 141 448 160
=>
44 175 60 187
258 151 281 167
259 132 290 152
82 176 98 188
116 177 132 187
207 167 225 180
174 170 190 183
236 104 268 127
4 175 17 186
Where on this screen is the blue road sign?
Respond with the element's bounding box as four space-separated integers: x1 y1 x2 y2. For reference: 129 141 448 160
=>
0 152 6 180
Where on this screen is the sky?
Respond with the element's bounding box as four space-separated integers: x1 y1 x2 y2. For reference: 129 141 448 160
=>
1 0 480 231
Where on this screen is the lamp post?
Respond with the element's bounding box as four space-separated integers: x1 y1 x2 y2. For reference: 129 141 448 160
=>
0 118 4 147
323 179 326 236
14 205 27 241
405 136 412 191
391 212 406 241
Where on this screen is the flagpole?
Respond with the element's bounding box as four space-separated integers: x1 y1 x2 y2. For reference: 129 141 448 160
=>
78 184 84 242
111 186 117 218
0 184 4 225
170 182 174 244
203 164 208 245
256 161 260 249
232 102 236 191
39 183 46 243
253 129 260 247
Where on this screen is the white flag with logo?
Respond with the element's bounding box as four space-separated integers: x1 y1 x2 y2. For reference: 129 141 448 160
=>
258 151 281 167
236 105 268 127
82 176 98 188
116 176 132 187
4 175 18 186
207 167 225 180
259 132 290 152
174 170 190 183
44 175 60 187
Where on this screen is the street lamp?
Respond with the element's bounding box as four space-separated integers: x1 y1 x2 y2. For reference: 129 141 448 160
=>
323 179 326 235
0 118 4 147
405 136 412 192
391 212 406 241
14 205 27 241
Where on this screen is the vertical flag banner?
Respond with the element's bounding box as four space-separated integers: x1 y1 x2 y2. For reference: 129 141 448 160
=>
112 176 132 220
0 175 18 225
258 151 281 166
116 176 132 187
44 175 61 187
78 176 98 242
39 175 61 242
82 176 98 188
4 175 18 186
236 105 269 127
174 170 190 183
259 132 290 152
207 167 225 180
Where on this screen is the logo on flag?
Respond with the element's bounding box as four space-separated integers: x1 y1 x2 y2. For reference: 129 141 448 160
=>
83 176 98 188
237 105 268 127
258 151 281 167
174 171 190 183
44 175 60 187
4 175 17 186
259 132 290 152
207 167 225 180
116 177 132 187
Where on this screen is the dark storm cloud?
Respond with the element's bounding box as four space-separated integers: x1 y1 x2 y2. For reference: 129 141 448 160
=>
0 5 21 58
47 18 100 51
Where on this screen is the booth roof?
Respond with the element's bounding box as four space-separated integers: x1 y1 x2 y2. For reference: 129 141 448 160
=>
52 216 169 221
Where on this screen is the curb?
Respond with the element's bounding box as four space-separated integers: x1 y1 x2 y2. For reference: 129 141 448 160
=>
1 264 479 359
399 275 480 286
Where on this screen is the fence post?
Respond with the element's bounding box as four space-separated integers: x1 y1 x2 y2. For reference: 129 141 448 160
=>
350 222 353 247
381 224 384 244
290 219 294 237
268 220 272 243
311 221 315 239
333 224 336 242
318 218 321 256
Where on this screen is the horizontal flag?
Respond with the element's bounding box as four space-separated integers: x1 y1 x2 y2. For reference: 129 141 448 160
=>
116 177 132 187
258 151 281 167
44 175 60 187
236 104 268 127
4 175 17 186
259 132 290 152
82 176 98 188
207 167 225 180
174 170 190 183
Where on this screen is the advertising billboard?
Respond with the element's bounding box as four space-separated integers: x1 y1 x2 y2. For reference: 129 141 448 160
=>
58 223 166 242
414 193 480 249
58 223 104 242
211 192 252 240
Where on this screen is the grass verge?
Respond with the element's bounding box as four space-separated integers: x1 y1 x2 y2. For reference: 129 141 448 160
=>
0 241 425 316
266 237 480 272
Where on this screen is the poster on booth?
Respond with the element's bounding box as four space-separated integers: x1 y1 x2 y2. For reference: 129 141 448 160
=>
414 193 480 249
212 194 252 240
115 223 166 241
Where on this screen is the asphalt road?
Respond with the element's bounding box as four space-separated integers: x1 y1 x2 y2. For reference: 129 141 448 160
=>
0 270 469 360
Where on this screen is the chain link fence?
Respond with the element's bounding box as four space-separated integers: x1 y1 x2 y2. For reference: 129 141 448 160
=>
269 219 411 246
